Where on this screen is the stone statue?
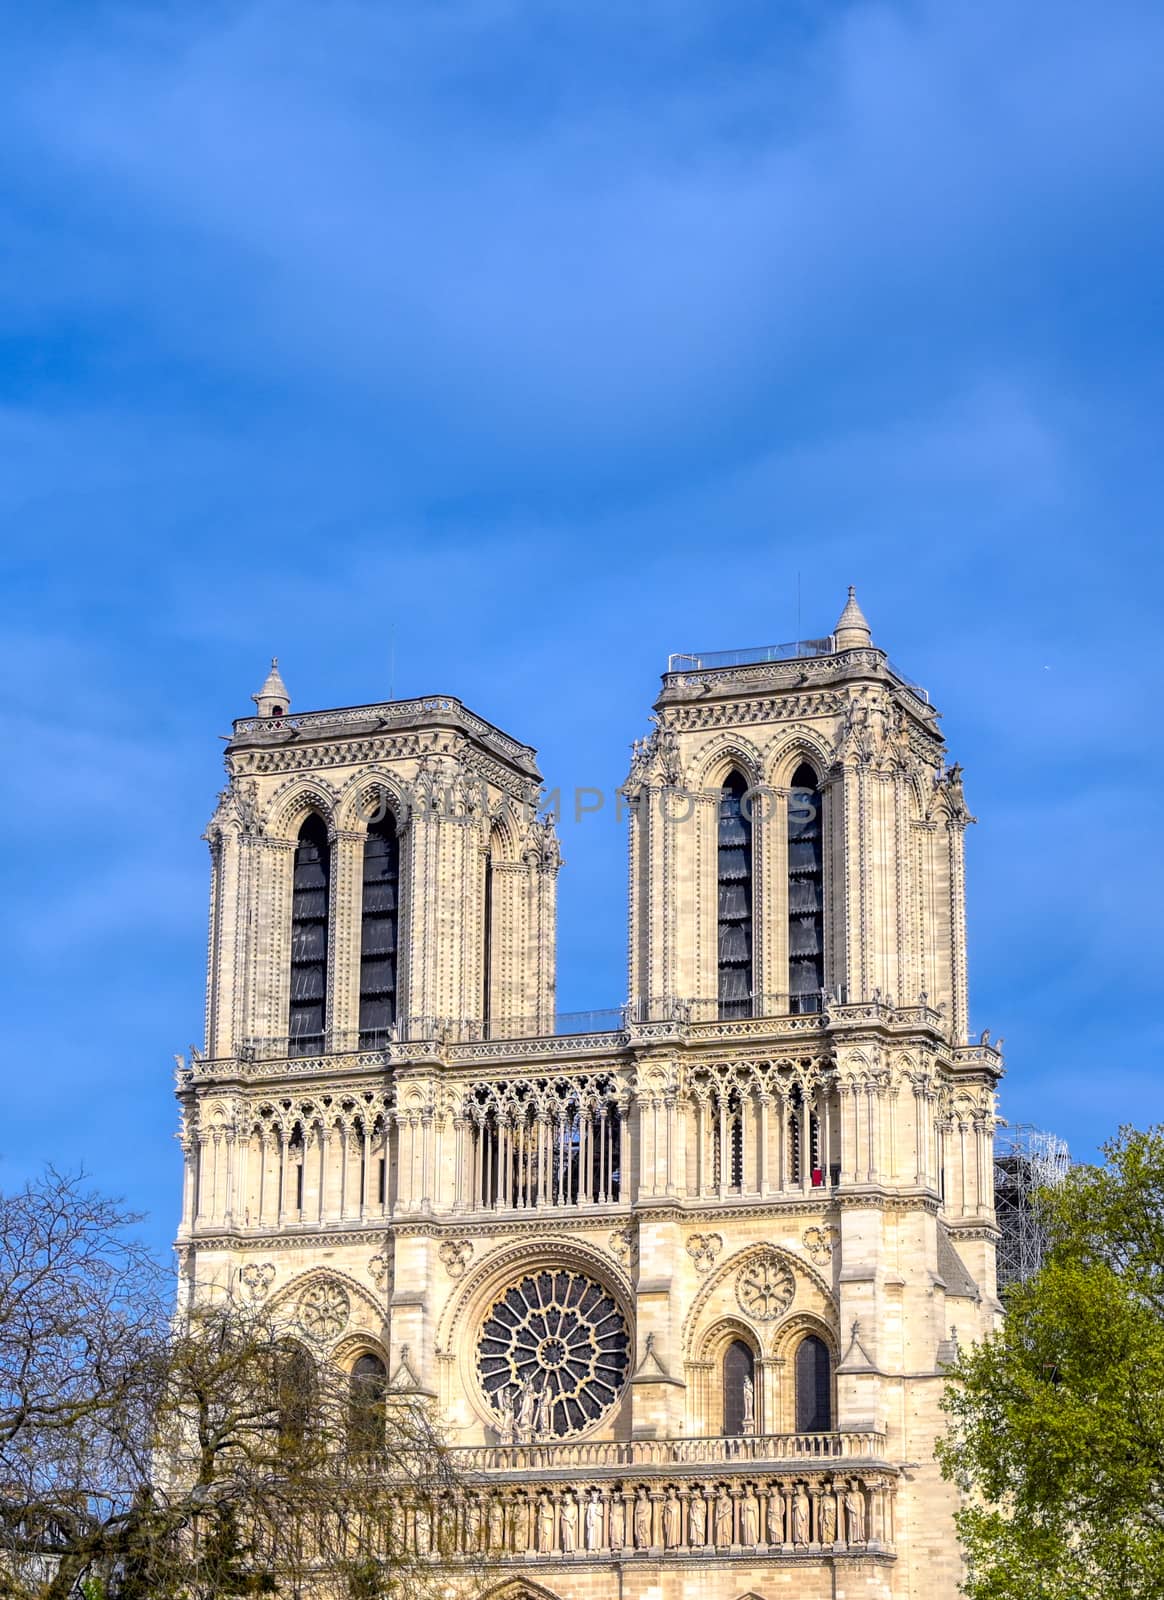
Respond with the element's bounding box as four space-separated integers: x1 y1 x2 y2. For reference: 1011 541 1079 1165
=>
741 1373 755 1432
585 1489 603 1550
560 1491 578 1552
766 1490 784 1545
609 1494 626 1550
437 1497 456 1553
496 1386 515 1446
662 1487 681 1549
714 1487 733 1548
533 1382 554 1438
688 1489 707 1547
846 1483 866 1544
517 1378 537 1438
793 1484 810 1546
820 1485 838 1544
488 1495 506 1552
740 1487 759 1547
536 1493 555 1553
634 1487 652 1549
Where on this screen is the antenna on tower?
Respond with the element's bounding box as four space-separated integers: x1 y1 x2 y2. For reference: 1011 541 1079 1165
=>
389 624 396 702
796 571 802 653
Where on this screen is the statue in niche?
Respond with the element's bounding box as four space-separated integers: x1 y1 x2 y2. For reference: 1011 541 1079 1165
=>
609 1493 626 1549
437 1497 456 1553
740 1487 759 1547
414 1507 430 1554
585 1489 604 1550
820 1483 838 1544
793 1484 810 1546
633 1487 652 1549
688 1489 707 1547
846 1482 866 1544
560 1491 578 1552
536 1493 555 1553
662 1487 682 1549
766 1490 784 1545
488 1495 506 1552
714 1487 733 1548
741 1373 755 1433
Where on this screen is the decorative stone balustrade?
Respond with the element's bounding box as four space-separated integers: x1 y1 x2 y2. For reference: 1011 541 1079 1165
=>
450 1430 886 1476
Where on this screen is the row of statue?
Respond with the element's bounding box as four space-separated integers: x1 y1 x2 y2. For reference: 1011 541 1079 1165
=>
408 1477 883 1556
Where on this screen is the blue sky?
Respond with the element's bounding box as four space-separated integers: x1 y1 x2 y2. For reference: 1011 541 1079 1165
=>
1 0 1162 1256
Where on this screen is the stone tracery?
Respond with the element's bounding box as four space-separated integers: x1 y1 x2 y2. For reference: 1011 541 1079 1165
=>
476 1270 631 1439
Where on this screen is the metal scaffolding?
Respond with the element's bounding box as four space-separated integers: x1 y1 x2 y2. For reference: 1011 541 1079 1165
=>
993 1122 1072 1291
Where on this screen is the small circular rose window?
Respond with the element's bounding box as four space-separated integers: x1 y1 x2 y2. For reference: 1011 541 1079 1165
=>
476 1270 630 1438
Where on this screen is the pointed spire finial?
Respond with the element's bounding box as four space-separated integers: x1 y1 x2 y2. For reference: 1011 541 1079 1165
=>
252 657 290 718
833 585 872 651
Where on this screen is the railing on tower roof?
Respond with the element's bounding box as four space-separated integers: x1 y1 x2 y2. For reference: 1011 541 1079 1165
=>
665 637 931 705
667 638 834 672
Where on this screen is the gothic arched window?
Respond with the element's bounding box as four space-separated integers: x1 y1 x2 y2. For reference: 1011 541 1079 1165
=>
788 763 824 1013
274 1343 315 1454
359 812 399 1047
289 814 330 1055
482 841 495 1036
794 1334 832 1432
718 771 753 1019
712 1088 744 1191
348 1353 388 1454
723 1338 756 1436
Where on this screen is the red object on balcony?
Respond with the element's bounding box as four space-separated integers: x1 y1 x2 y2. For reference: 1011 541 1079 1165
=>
811 1168 823 1187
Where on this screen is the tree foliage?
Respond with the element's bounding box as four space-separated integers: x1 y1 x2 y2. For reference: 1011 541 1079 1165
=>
939 1125 1164 1600
0 1169 473 1599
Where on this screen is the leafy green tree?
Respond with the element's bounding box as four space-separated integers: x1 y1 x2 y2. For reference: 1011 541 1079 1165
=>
939 1125 1164 1600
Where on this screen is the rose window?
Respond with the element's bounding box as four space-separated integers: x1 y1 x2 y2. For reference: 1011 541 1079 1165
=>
298 1281 350 1340
476 1270 631 1437
736 1254 795 1321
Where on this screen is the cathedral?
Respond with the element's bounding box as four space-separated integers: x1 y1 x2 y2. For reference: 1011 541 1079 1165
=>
175 588 1003 1600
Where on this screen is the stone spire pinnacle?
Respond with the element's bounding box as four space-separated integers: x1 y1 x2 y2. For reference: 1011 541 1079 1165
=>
833 586 872 651
251 656 290 718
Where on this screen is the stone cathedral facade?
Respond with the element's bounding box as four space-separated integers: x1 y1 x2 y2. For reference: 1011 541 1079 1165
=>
175 590 1003 1600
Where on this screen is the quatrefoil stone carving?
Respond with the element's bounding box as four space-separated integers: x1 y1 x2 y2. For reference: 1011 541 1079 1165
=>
686 1233 723 1273
802 1224 839 1266
239 1261 275 1301
439 1239 473 1278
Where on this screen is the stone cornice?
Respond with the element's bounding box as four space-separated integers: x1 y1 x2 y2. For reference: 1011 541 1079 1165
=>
185 1225 391 1251
228 694 540 777
656 646 939 732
